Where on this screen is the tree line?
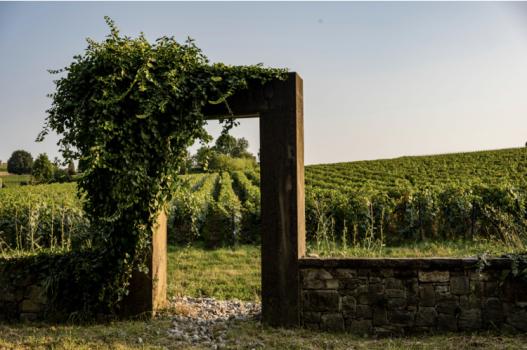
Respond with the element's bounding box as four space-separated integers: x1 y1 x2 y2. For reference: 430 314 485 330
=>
183 134 257 173
3 150 76 184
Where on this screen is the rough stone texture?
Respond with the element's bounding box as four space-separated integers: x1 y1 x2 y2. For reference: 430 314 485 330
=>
419 271 450 283
416 307 437 326
458 309 482 331
450 276 470 295
321 313 345 331
0 275 48 321
300 257 527 335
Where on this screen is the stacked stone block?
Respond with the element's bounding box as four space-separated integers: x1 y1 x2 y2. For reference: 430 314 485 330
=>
300 258 527 335
0 274 47 321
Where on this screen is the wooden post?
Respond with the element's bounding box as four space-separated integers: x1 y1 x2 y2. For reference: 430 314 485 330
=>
122 211 167 316
260 73 306 326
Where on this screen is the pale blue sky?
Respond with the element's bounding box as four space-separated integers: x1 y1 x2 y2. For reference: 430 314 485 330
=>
1 2 527 165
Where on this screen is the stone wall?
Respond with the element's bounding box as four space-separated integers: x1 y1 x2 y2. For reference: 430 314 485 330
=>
300 258 527 335
0 272 48 321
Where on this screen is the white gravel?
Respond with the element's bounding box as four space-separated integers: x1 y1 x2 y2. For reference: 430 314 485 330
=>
166 296 261 349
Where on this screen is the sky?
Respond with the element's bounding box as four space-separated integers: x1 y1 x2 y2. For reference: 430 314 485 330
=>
1 2 527 165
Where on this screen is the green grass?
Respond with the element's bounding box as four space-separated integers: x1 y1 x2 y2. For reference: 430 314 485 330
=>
0 317 525 349
308 238 525 258
0 174 32 187
168 244 260 301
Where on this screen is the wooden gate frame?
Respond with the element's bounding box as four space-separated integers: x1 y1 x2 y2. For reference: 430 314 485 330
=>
127 72 305 327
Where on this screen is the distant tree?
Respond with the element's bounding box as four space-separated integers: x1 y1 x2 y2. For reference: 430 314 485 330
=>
53 168 70 183
67 160 76 176
232 138 255 159
179 150 193 174
214 135 254 159
193 146 215 171
32 153 55 183
7 150 33 174
77 158 87 173
53 157 62 167
233 138 249 156
214 134 238 156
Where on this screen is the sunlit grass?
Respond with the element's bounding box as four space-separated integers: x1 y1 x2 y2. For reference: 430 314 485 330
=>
167 244 261 301
0 247 69 260
0 318 525 349
0 174 32 187
308 238 525 258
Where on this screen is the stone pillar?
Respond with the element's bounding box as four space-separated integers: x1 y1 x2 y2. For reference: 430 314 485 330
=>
260 72 306 326
122 210 167 316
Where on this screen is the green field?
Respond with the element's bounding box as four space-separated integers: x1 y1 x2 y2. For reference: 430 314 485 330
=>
1 147 527 256
0 173 32 187
0 162 34 187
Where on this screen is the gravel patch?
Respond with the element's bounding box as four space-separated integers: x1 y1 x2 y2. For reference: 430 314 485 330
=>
167 296 261 349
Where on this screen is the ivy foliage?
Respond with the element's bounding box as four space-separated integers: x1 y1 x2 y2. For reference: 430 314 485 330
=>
38 17 286 313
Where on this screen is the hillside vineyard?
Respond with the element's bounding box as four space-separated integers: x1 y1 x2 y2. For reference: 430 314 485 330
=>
171 148 527 246
1 148 526 251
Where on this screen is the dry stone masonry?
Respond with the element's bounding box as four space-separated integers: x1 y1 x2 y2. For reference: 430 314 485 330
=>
0 273 48 321
300 258 527 335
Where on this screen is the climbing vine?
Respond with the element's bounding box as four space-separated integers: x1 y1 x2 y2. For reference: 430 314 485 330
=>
38 17 286 313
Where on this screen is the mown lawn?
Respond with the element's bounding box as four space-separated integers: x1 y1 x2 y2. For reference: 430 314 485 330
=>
167 244 261 301
1 243 526 349
308 238 524 258
0 173 32 187
0 318 526 349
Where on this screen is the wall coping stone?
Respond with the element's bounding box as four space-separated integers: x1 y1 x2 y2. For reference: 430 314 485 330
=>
299 257 513 269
